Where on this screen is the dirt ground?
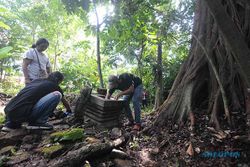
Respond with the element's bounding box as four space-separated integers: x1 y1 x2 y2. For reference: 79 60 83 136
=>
0 94 249 167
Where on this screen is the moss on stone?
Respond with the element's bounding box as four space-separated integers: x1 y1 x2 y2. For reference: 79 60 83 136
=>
50 128 84 142
41 144 63 158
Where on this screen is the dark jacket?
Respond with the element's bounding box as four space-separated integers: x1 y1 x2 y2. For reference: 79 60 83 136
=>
4 79 63 122
108 73 142 95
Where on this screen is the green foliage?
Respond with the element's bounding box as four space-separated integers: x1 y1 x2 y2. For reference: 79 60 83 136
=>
0 6 10 30
50 128 84 142
62 0 90 13
0 76 24 96
60 54 99 93
100 0 192 102
0 0 193 105
0 21 10 30
0 46 13 59
129 136 140 150
142 105 154 115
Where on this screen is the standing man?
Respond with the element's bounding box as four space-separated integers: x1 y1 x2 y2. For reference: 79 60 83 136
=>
22 38 51 85
106 73 143 131
2 71 71 131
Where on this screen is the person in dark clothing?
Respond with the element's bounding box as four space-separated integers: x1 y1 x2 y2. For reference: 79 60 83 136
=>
106 73 143 131
2 71 71 131
142 89 149 108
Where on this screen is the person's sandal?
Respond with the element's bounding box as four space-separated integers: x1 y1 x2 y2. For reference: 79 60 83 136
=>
133 124 141 131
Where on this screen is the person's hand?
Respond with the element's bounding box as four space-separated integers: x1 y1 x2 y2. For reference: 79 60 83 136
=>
114 93 122 100
25 78 31 84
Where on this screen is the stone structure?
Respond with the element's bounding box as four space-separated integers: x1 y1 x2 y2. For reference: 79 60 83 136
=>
85 94 124 128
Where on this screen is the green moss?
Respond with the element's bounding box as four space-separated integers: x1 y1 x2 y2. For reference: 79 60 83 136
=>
0 114 5 124
50 128 84 142
41 144 63 158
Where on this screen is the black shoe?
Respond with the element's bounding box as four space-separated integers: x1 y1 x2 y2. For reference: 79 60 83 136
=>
1 122 21 132
1 126 16 132
26 122 53 130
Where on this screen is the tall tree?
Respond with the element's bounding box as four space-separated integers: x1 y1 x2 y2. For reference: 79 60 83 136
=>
152 1 177 110
102 0 152 77
62 0 109 88
153 39 163 110
148 0 250 132
93 0 104 88
39 0 82 71
103 0 186 98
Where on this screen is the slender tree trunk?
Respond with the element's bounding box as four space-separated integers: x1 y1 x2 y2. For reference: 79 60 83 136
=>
153 40 163 110
54 34 59 71
94 2 104 88
135 40 145 79
0 61 3 82
96 23 104 88
32 25 36 43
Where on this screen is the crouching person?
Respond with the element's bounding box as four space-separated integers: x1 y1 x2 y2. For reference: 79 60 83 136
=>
2 71 71 131
106 73 143 131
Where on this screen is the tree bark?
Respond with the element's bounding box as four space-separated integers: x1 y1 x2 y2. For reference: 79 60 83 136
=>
135 40 145 79
94 1 104 88
0 61 3 81
204 0 250 86
148 0 250 132
54 33 60 71
153 40 163 110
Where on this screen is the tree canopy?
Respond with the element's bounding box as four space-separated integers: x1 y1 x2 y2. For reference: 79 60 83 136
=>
0 0 192 96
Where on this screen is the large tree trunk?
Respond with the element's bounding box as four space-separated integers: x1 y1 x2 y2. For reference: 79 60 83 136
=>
204 0 250 86
149 0 250 131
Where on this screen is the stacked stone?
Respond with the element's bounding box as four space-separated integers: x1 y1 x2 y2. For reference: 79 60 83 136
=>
85 94 124 128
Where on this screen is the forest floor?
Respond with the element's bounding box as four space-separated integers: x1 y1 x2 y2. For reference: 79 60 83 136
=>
0 94 250 167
